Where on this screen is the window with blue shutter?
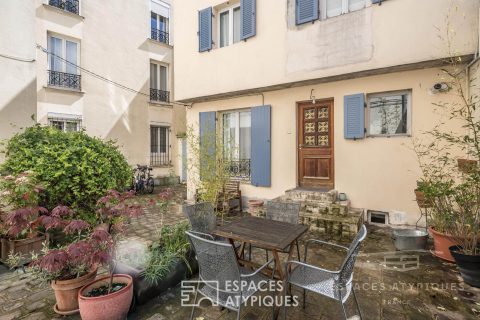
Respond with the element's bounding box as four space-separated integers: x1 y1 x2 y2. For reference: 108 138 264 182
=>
198 7 212 52
199 112 216 179
344 94 365 140
371 0 386 4
296 0 319 25
251 105 271 187
240 0 256 40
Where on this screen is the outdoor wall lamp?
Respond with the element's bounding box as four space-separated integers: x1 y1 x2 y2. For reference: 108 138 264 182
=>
310 89 316 104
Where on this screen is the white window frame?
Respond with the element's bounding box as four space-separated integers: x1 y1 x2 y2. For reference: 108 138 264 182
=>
150 124 171 166
217 4 241 48
151 11 169 33
320 0 370 20
366 90 412 137
150 61 168 91
221 109 251 160
47 33 80 74
48 116 82 132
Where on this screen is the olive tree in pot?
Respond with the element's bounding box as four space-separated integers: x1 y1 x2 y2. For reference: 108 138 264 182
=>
0 172 48 265
78 190 144 320
413 51 480 285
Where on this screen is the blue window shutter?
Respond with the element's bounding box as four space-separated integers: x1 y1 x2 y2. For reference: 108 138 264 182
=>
199 112 216 179
344 94 365 139
198 7 212 52
371 0 386 4
251 105 271 187
296 0 319 25
240 0 256 40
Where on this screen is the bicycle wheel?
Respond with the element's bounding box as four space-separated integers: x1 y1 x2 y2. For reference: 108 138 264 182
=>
146 177 155 194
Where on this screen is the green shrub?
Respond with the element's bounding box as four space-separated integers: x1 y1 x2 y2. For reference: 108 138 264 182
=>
1 125 131 216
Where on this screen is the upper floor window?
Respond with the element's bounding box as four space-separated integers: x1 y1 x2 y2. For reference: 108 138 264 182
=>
367 90 411 137
48 0 80 15
322 0 366 19
151 0 170 44
150 62 169 103
47 35 81 90
219 5 241 48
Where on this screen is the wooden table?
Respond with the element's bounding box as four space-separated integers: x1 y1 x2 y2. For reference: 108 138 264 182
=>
213 216 308 280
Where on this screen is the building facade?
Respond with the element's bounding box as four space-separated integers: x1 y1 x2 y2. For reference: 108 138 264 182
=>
1 0 186 180
175 0 480 224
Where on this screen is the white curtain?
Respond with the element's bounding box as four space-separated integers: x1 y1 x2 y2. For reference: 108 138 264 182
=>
49 36 63 72
239 111 251 160
150 63 158 89
220 11 229 48
65 41 77 74
160 66 167 91
233 7 241 44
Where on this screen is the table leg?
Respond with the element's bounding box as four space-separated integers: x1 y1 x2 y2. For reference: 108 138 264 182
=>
271 250 284 280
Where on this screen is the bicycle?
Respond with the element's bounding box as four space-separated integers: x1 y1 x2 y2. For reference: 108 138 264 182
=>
131 164 155 194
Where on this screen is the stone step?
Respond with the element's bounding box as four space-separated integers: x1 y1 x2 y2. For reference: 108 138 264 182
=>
284 188 338 204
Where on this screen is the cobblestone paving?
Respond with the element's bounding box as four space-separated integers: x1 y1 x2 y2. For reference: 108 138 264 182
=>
1 185 480 319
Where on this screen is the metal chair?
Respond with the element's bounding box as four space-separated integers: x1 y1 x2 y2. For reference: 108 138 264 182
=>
249 201 301 261
183 202 216 234
186 231 276 320
284 225 367 320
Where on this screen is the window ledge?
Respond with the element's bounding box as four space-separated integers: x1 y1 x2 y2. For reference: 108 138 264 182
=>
151 164 173 168
43 4 85 20
44 85 84 94
366 134 412 138
149 100 173 108
147 38 173 49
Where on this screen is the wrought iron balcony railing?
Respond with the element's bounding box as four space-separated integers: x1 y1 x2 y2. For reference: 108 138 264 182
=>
48 70 81 90
151 28 169 45
150 88 170 103
227 159 251 181
48 0 80 15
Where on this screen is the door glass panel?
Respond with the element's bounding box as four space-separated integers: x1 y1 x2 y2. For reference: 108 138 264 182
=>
239 111 251 159
160 66 167 91
151 12 158 30
233 7 241 44
49 37 63 72
223 112 237 159
150 63 158 89
65 41 77 74
219 11 230 48
327 0 342 17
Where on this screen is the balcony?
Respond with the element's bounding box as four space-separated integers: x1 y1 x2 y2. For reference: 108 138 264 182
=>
48 70 81 91
227 159 251 181
150 88 170 103
48 0 80 15
151 28 169 45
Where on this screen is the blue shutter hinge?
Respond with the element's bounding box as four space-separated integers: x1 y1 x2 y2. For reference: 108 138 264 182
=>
364 128 367 134
364 102 367 108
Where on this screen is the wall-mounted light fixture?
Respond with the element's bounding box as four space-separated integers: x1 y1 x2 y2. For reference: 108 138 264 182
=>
310 89 316 104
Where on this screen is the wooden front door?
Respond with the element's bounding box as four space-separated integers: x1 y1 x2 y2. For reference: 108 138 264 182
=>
298 100 334 189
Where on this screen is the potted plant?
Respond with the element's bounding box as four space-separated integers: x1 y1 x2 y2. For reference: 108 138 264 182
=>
413 53 480 285
78 190 144 320
114 221 198 306
0 172 48 264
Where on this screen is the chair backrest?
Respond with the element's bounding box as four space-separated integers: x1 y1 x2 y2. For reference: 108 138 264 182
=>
224 180 240 193
265 201 301 224
186 231 241 291
183 202 216 234
338 225 367 287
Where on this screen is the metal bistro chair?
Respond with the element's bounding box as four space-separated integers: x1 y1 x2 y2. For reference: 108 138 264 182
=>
284 225 367 320
183 202 216 234
186 231 276 320
249 201 301 262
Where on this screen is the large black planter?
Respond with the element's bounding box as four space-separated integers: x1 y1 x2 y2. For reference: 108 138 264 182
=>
449 245 480 288
114 250 198 307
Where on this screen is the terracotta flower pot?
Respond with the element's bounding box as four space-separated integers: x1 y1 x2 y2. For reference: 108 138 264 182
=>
429 227 458 263
414 190 432 209
51 268 98 315
78 274 133 320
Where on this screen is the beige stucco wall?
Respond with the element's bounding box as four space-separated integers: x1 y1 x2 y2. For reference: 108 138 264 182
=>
0 0 37 162
174 0 479 101
186 67 466 225
34 0 185 177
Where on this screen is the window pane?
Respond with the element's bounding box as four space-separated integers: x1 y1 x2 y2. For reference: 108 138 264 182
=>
150 63 158 89
160 66 167 91
223 113 237 159
159 127 167 153
233 7 241 44
369 93 409 135
151 12 158 30
49 37 63 72
158 16 168 32
220 11 230 48
239 111 251 160
349 0 365 11
151 127 158 153
65 41 77 74
65 121 78 132
326 0 342 17
50 120 64 131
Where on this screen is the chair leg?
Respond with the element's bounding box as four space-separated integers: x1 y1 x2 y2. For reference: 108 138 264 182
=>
303 289 306 309
265 249 269 262
338 290 348 320
189 283 199 320
249 243 252 261
237 303 241 320
352 287 363 320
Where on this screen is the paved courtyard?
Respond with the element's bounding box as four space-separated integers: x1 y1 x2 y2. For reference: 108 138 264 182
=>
0 185 479 319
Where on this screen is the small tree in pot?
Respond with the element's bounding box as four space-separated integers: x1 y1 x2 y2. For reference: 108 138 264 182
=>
0 172 48 264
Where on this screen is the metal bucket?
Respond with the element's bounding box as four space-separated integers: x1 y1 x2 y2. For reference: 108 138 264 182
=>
392 229 428 251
